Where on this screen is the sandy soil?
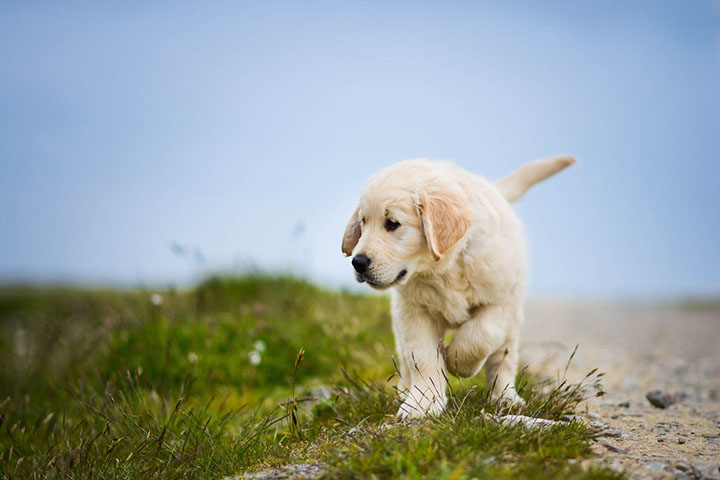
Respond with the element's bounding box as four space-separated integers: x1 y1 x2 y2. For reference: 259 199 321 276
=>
521 301 720 479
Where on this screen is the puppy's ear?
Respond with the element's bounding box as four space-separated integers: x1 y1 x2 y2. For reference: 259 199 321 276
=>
341 207 361 257
418 188 472 260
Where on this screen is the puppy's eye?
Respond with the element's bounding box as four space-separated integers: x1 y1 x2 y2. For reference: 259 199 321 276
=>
385 219 400 232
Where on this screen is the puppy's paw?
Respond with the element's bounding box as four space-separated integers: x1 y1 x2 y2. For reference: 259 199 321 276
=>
444 343 479 378
396 390 446 420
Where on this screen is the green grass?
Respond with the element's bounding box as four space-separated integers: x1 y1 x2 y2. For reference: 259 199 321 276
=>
0 275 622 479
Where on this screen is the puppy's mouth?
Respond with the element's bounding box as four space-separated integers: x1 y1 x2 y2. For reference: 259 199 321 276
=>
356 269 408 290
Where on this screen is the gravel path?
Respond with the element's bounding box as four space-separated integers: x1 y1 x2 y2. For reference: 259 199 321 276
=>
522 301 720 479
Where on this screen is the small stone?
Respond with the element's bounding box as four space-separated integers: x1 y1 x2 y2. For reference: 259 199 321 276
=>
599 441 628 454
644 462 667 472
241 462 325 480
608 458 624 473
590 420 609 430
618 401 630 408
646 390 676 409
611 414 620 419
678 438 686 444
690 461 720 480
497 415 560 429
580 458 603 470
597 429 622 438
560 414 583 422
691 465 704 479
343 426 362 438
692 461 720 480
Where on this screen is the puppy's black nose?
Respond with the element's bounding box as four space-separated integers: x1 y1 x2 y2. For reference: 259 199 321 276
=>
352 254 371 274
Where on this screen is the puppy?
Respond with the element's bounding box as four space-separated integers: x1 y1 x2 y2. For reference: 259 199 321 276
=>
341 156 575 419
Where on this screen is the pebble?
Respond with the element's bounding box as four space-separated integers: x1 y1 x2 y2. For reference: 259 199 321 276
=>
692 465 704 479
240 463 325 480
596 429 622 438
344 426 361 437
608 458 624 472
560 414 583 423
644 461 667 472
691 463 720 480
599 441 628 454
497 415 561 429
646 390 676 409
589 420 609 430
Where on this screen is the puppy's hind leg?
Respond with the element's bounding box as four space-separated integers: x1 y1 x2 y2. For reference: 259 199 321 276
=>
485 338 525 407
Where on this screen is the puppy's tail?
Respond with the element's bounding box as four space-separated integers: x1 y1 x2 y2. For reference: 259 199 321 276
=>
495 155 576 203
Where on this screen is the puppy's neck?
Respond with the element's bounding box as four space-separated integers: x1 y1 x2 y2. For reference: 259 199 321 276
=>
402 246 467 292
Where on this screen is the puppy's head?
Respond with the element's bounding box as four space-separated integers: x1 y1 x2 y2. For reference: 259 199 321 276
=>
341 161 472 289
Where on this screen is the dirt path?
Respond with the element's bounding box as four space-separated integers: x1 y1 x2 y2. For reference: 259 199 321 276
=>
522 301 720 479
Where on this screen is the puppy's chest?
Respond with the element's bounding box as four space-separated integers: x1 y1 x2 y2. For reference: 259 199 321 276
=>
407 279 485 327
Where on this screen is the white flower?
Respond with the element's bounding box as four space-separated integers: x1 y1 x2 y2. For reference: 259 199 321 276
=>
253 340 267 353
151 293 164 305
248 350 261 365
187 351 198 364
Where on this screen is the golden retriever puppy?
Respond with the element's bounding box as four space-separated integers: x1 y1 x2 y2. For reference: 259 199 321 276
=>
342 156 575 419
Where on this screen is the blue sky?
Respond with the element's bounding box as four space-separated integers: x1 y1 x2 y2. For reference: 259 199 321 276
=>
1 1 719 298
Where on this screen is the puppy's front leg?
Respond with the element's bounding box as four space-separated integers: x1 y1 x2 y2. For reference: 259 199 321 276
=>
392 301 447 419
446 304 524 405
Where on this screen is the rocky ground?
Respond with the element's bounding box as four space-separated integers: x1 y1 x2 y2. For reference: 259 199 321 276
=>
522 301 720 479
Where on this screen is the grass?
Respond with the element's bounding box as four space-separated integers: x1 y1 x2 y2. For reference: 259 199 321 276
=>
0 275 623 479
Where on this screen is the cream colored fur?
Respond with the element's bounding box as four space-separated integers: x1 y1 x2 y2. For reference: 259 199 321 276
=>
342 155 575 419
